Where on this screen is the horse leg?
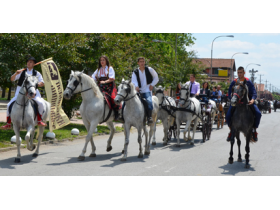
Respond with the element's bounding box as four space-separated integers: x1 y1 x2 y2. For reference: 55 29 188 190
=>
83 120 96 157
121 123 131 161
152 117 157 144
25 125 34 151
191 118 198 145
33 126 44 157
236 132 242 162
217 114 220 129
105 121 116 152
183 120 191 143
176 118 181 147
78 121 98 161
162 118 168 145
228 130 235 164
13 126 21 163
146 114 157 155
245 133 251 168
137 128 143 158
143 125 149 155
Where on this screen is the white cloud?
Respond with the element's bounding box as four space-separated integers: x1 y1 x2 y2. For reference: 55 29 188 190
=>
214 40 256 50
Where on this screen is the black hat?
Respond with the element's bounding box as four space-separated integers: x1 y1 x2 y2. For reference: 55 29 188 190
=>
26 57 37 64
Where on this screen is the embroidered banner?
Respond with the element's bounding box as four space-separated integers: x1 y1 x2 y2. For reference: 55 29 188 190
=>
41 58 70 132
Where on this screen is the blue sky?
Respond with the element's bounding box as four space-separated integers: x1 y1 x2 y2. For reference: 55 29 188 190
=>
188 33 280 92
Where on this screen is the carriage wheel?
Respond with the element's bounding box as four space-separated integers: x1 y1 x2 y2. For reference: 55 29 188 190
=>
173 123 178 139
207 114 212 140
202 121 207 142
217 114 220 129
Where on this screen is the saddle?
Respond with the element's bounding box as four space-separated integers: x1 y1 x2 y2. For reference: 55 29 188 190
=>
10 100 38 120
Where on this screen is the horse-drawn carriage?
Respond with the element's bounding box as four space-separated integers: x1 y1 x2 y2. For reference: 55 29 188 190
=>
258 99 271 114
274 100 280 112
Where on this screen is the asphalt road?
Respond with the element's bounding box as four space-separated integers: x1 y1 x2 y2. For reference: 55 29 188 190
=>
1 110 280 176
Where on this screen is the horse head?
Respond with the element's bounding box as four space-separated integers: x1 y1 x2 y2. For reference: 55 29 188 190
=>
231 79 249 106
154 85 165 105
178 83 190 107
114 79 134 105
63 70 83 100
24 73 39 99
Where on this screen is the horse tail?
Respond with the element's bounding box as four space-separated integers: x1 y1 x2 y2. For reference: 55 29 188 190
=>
44 101 51 122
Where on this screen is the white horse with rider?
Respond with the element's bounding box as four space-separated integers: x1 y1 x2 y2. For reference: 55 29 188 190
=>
114 79 159 161
63 70 120 161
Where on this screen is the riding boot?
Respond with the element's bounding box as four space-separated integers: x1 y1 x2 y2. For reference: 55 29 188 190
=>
252 129 258 142
37 113 47 127
147 110 153 126
0 116 12 130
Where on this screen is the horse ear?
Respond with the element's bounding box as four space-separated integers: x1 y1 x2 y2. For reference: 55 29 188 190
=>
71 70 74 75
163 87 165 90
25 72 28 78
122 78 125 82
128 79 131 84
243 79 247 85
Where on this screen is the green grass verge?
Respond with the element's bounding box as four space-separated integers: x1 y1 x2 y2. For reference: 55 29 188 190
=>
0 122 123 148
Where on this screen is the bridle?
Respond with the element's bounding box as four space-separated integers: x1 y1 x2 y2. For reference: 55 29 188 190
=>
116 82 136 101
179 86 190 105
66 74 92 95
232 83 248 104
155 89 165 107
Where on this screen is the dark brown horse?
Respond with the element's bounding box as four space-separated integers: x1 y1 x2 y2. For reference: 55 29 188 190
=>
229 79 255 169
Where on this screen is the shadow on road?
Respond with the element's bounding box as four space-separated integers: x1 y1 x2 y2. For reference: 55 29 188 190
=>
100 154 148 168
219 161 256 175
46 152 121 166
0 152 50 170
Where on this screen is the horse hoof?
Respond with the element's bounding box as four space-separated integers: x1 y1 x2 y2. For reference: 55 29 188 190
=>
152 142 156 145
31 145 36 151
176 144 180 147
89 154 96 158
32 153 38 158
245 164 250 169
144 151 150 155
106 146 112 152
122 150 124 154
190 142 194 145
78 156 85 161
138 154 143 158
237 158 242 162
14 158 20 163
228 159 234 164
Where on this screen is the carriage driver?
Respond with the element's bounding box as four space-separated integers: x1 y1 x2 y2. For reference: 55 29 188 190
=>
226 66 262 142
1 57 47 130
131 57 159 125
178 74 200 97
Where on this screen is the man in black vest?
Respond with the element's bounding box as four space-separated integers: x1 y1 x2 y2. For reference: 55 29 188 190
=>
1 57 46 130
131 57 159 125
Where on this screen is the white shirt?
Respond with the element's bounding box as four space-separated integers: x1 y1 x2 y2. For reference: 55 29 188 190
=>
217 90 222 99
131 67 159 93
14 68 44 97
91 66 115 82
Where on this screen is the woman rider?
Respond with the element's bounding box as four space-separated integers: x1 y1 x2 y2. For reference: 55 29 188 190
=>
91 55 120 120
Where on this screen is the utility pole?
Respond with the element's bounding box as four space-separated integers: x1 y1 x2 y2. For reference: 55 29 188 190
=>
249 68 258 83
258 74 264 99
265 79 268 99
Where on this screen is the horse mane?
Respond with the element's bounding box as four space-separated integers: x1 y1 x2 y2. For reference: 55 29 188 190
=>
74 71 103 99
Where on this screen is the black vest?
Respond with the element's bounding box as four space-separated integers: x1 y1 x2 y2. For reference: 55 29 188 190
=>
133 67 153 88
17 69 37 86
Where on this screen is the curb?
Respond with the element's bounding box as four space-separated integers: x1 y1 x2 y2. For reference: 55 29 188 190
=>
0 123 162 153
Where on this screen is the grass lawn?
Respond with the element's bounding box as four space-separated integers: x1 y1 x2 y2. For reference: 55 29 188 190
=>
0 122 123 149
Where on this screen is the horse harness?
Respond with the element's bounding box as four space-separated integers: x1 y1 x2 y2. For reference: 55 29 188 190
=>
156 89 176 118
116 81 137 102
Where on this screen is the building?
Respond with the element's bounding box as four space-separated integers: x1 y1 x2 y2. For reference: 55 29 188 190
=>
194 58 236 83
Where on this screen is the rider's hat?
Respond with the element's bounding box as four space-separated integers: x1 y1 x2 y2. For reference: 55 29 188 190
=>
26 57 37 64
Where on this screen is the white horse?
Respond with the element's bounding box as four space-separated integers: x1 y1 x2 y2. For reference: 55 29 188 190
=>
153 86 176 145
114 79 159 161
175 83 201 147
63 71 120 160
11 73 50 163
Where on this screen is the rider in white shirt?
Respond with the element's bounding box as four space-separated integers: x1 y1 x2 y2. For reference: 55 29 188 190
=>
1 57 46 130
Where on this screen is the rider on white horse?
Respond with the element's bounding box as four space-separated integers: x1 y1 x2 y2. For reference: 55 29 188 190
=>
130 57 159 125
1 57 46 130
178 74 200 98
